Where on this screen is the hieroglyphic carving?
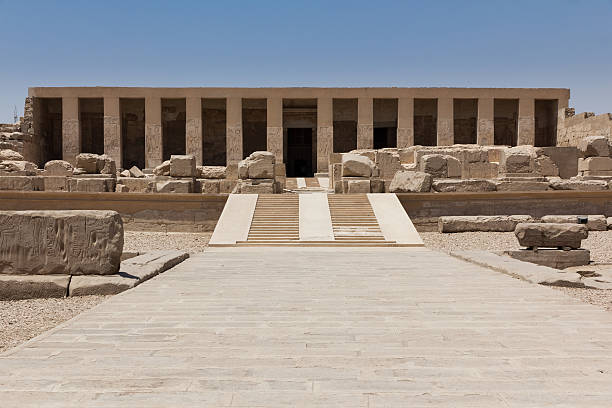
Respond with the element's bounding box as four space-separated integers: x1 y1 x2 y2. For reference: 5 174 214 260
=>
266 126 283 162
0 211 123 275
186 118 203 165
226 126 243 164
62 119 80 165
316 126 333 172
437 119 453 146
357 124 373 149
103 115 121 166
145 124 162 168
477 119 494 145
518 117 536 145
397 127 414 148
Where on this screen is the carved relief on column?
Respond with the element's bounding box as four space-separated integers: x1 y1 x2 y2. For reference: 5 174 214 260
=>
397 127 414 148
357 97 373 149
186 97 203 165
316 125 333 172
477 98 494 146
397 97 414 148
62 97 80 165
357 124 374 149
145 123 162 168
518 98 535 145
437 97 453 146
226 126 243 164
266 126 283 162
103 97 121 167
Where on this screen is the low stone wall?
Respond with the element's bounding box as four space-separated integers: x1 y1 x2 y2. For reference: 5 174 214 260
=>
398 190 612 231
558 110 612 147
0 191 227 232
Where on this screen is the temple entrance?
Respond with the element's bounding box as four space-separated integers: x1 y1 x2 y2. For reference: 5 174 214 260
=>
286 128 314 177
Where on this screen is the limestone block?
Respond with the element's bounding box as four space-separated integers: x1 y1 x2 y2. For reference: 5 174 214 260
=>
225 163 238 180
0 210 123 275
0 274 70 300
156 179 192 193
328 152 343 164
200 179 221 194
347 179 370 194
274 163 286 177
118 250 189 283
515 222 588 249
536 147 579 179
237 179 274 194
197 165 226 179
432 179 496 193
577 136 609 157
119 170 130 177
76 153 100 173
238 151 275 179
69 177 115 192
446 156 462 178
342 153 375 177
541 215 607 231
169 154 196 178
0 176 41 191
115 184 128 192
153 160 171 176
128 166 145 178
398 146 419 164
99 154 116 175
389 171 432 193
43 176 68 191
535 155 559 177
0 149 23 161
500 146 535 174
350 149 376 161
119 177 155 193
374 151 402 180
578 157 612 172
504 249 590 269
419 154 447 178
549 178 608 191
494 181 549 191
219 179 237 193
0 160 38 176
439 215 534 233
69 274 137 296
465 162 499 179
370 178 385 193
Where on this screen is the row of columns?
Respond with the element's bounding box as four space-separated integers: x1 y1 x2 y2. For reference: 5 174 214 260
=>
61 96 548 171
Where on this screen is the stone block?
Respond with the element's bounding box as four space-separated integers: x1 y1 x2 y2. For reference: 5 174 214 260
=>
200 179 221 194
119 170 130 177
549 178 608 191
389 171 432 193
347 179 370 194
119 177 155 193
274 163 286 177
535 155 559 177
464 162 499 179
239 151 275 179
0 176 41 191
541 214 607 231
153 160 170 176
432 179 496 192
439 215 534 233
577 136 609 157
219 179 237 193
446 156 462 178
44 160 73 176
238 179 274 194
370 178 385 193
0 149 23 161
500 145 535 174
43 176 68 191
198 165 226 179
128 166 145 178
0 210 123 275
578 157 612 172
515 222 588 249
99 155 116 175
69 274 137 296
342 154 375 177
118 250 189 283
0 160 38 176
169 155 196 177
69 177 115 192
225 163 238 180
504 249 590 270
537 147 579 179
494 181 549 191
156 179 192 193
76 153 99 173
420 154 447 178
374 150 402 180
0 274 70 300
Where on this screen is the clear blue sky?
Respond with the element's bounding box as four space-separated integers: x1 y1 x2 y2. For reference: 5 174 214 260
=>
1 0 611 122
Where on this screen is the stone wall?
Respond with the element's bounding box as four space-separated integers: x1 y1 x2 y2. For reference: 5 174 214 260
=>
558 108 612 147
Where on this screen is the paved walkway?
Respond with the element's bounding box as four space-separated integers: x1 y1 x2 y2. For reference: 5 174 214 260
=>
2 247 612 407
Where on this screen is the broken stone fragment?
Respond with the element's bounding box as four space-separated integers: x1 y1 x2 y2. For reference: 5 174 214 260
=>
238 151 275 179
44 160 73 176
153 160 171 176
388 170 432 193
577 136 610 158
0 149 23 161
128 165 145 178
514 222 588 249
169 155 196 178
341 153 375 177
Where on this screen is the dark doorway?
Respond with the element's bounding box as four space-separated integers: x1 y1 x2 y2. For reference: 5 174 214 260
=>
374 127 397 149
286 128 314 177
535 99 558 147
80 98 104 155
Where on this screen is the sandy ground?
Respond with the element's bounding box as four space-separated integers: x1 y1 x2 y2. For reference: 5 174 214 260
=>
0 296 107 353
123 231 212 254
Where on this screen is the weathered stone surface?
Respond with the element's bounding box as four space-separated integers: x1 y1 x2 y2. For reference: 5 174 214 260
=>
99 154 116 175
494 180 549 191
198 165 226 179
515 222 588 249
535 155 559 177
119 177 155 193
420 154 447 178
432 179 496 192
577 136 609 157
156 179 192 193
43 160 73 177
505 249 590 269
389 171 432 193
548 178 608 191
128 166 145 178
370 178 385 193
347 179 370 194
0 210 123 275
0 274 70 300
69 274 137 296
43 176 68 191
199 179 220 194
119 169 130 177
536 146 579 179
500 145 535 174
439 215 534 233
169 154 196 178
446 156 461 178
0 160 38 176
374 150 402 179
118 250 189 283
239 151 275 179
541 214 607 231
76 153 100 173
237 179 274 193
153 160 171 176
0 149 24 161
0 176 42 191
69 177 115 192
578 157 612 173
341 153 375 177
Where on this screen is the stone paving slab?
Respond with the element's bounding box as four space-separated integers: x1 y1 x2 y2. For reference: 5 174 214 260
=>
1 247 612 407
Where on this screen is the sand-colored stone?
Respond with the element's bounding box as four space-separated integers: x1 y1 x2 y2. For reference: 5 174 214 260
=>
541 214 607 231
341 154 375 177
198 166 226 179
238 151 275 179
514 222 588 249
388 171 432 193
169 155 196 178
44 160 73 176
432 179 496 192
439 215 534 233
577 136 609 158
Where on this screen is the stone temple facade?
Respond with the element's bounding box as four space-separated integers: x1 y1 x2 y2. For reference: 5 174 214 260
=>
27 87 569 177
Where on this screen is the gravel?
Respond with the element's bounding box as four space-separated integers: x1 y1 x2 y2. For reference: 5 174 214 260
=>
0 296 107 353
422 230 612 312
124 231 212 254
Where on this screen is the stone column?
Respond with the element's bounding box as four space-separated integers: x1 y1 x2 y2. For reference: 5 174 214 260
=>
145 97 162 168
103 97 121 167
437 97 453 146
186 97 203 166
357 97 373 149
62 97 80 165
226 97 243 164
518 98 535 145
317 97 333 172
477 97 494 145
397 98 414 147
266 97 283 162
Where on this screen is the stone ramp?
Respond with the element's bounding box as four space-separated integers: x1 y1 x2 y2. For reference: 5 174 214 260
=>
2 247 612 407
210 193 423 247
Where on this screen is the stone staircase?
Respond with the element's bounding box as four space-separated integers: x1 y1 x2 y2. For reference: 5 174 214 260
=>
235 195 300 246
